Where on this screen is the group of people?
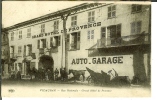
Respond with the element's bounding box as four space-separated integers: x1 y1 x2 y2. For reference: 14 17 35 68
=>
38 67 68 81
9 67 68 81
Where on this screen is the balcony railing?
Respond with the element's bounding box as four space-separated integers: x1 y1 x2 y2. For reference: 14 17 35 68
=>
97 33 150 48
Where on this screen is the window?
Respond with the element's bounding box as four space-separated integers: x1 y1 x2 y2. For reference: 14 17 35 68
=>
10 46 14 58
19 31 22 39
24 45 32 56
11 32 14 41
50 36 61 47
131 21 141 34
101 27 106 38
71 32 80 50
107 24 121 44
27 28 31 37
37 39 46 49
71 16 77 27
131 5 142 13
54 20 59 30
27 45 32 56
87 30 94 40
88 11 95 22
18 46 22 56
41 24 45 33
108 5 116 18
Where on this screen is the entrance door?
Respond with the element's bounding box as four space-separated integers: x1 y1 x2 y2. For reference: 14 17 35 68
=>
26 62 30 75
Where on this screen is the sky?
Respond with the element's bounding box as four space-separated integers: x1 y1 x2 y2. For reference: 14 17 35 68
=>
2 1 88 28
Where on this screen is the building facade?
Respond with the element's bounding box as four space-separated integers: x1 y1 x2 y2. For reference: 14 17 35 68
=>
1 30 10 78
3 3 151 82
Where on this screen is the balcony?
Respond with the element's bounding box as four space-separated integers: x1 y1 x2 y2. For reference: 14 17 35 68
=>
97 33 150 48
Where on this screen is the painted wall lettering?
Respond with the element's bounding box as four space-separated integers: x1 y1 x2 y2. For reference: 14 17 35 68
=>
71 56 123 65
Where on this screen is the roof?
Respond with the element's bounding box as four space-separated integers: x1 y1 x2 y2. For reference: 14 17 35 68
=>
3 3 105 31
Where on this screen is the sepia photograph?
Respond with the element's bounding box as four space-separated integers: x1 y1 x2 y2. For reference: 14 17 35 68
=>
1 1 151 97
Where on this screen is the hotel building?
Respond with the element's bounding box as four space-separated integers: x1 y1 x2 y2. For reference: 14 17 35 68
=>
3 3 151 82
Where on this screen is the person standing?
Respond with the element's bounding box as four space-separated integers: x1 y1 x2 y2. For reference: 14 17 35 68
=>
54 68 59 80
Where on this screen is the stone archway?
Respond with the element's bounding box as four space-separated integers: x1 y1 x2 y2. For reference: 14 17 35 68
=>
39 55 54 80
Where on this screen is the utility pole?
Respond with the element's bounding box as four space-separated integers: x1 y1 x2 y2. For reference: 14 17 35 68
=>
61 13 70 73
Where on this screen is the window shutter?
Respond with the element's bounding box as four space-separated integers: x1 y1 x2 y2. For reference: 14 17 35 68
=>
101 27 106 38
91 30 94 39
30 45 32 55
44 39 46 48
58 36 61 46
107 27 111 38
116 24 121 38
88 31 90 39
108 6 111 18
24 45 26 56
67 34 70 50
137 21 141 34
37 40 40 49
50 37 53 47
131 22 135 34
77 32 80 50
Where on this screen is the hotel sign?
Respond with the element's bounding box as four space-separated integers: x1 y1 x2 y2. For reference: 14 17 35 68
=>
32 22 101 39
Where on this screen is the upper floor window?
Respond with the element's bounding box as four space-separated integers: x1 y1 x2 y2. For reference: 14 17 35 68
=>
27 28 31 37
70 32 80 50
10 46 14 58
107 24 121 44
11 32 14 41
88 11 95 22
107 24 121 38
131 21 142 34
108 5 116 18
41 24 45 33
18 46 22 56
54 20 59 30
131 5 142 13
50 36 61 47
19 31 22 39
71 16 77 27
87 30 94 40
37 39 46 49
